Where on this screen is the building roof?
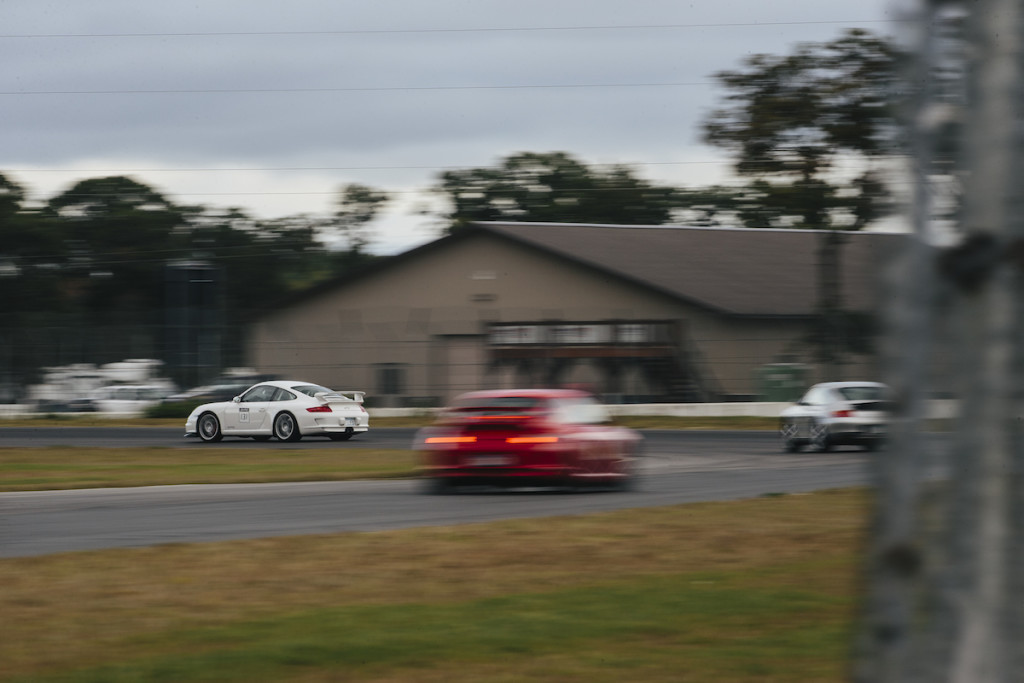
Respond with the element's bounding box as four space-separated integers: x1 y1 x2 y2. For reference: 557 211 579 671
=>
263 221 909 320
476 222 907 317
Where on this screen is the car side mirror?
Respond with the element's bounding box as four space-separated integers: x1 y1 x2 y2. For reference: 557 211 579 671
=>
233 396 241 403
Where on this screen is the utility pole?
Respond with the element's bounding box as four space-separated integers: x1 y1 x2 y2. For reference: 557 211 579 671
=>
856 1 1024 681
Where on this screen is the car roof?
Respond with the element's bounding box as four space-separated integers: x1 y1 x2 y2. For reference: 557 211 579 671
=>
251 380 326 389
813 381 887 389
452 388 593 402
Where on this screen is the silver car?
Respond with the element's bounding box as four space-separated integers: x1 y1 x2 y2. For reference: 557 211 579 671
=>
779 381 891 452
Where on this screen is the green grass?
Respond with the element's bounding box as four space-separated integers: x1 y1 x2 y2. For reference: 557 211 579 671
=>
0 447 416 491
1 489 868 682
0 419 865 681
18 577 850 683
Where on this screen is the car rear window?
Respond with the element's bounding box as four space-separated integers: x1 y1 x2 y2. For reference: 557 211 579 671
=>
837 386 887 401
291 384 333 397
550 397 610 425
450 396 545 416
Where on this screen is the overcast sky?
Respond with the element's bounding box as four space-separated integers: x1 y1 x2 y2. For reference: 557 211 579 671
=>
3 1 901 254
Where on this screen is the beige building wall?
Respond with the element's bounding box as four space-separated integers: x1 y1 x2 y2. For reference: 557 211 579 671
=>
248 232 865 404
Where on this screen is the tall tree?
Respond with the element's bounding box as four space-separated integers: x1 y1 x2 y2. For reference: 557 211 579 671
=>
690 29 898 378
44 176 185 320
699 28 896 229
0 173 67 390
0 172 25 218
0 173 62 265
322 183 390 273
433 151 681 232
178 207 325 319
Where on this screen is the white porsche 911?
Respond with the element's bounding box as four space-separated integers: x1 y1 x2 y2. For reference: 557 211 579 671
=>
184 380 369 443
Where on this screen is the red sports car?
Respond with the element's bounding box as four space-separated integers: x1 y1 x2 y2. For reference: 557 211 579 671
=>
415 389 641 493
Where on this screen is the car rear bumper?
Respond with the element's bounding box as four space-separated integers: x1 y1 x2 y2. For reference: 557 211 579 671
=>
420 464 628 487
827 422 886 443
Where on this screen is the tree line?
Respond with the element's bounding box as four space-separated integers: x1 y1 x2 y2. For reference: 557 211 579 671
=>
0 28 897 390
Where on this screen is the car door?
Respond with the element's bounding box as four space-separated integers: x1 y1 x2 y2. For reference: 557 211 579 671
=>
224 384 274 433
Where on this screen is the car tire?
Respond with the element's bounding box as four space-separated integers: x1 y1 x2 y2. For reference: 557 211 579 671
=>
611 473 635 493
610 446 639 491
273 412 302 442
197 413 223 443
810 421 832 452
423 477 456 495
780 419 801 453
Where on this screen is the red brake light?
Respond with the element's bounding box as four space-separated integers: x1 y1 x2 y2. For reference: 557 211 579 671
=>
425 436 477 444
832 409 853 418
506 436 559 444
306 405 332 413
468 414 534 420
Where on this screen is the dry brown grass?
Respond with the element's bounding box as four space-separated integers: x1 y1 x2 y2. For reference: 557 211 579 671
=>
0 488 868 680
0 447 415 491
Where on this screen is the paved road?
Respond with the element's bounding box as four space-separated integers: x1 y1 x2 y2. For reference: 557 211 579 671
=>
0 428 898 558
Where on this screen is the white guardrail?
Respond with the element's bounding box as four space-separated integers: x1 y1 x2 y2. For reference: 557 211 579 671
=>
369 403 795 419
0 401 959 420
371 400 959 420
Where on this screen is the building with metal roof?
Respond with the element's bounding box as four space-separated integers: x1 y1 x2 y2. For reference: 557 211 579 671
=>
248 222 906 405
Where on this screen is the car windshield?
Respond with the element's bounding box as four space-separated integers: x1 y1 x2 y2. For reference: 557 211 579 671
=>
837 386 887 401
291 384 334 397
451 396 544 416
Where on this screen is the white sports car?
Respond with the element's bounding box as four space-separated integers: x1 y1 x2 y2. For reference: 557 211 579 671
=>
184 380 369 443
779 381 890 452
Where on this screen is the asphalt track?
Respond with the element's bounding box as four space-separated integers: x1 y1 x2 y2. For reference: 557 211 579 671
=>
0 427 888 558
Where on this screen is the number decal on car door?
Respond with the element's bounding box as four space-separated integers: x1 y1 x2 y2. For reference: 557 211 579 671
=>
239 407 249 423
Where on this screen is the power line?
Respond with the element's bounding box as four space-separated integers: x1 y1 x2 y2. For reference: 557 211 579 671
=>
22 185 906 201
0 20 902 40
6 161 724 174
0 81 708 96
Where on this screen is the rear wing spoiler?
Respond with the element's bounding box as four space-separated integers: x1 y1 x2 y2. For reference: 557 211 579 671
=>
315 391 366 404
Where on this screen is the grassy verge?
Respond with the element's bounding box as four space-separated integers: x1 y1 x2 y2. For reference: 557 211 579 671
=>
0 447 416 491
0 414 780 429
1 488 868 682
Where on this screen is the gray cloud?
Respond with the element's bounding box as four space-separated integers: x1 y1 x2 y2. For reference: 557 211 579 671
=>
1 0 896 250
